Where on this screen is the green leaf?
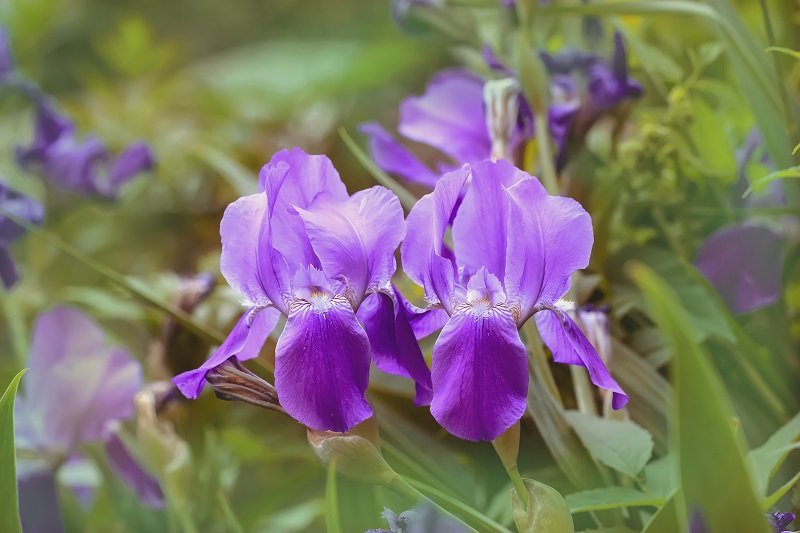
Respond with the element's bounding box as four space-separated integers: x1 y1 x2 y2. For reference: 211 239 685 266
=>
564 411 654 478
566 487 664 513
641 495 679 533
743 166 800 198
761 469 800 510
631 264 770 532
512 479 574 533
324 459 343 533
0 369 27 533
749 412 800 498
765 46 800 61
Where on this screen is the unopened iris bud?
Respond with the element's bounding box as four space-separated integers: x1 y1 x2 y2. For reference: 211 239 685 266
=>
205 357 284 414
511 479 574 533
307 418 398 485
483 78 521 162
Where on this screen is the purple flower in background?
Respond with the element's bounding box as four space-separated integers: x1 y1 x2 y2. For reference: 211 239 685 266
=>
15 306 163 526
695 223 784 314
0 27 15 80
696 130 792 314
174 148 432 432
361 69 493 188
16 101 155 199
0 179 44 288
402 159 627 441
366 504 467 533
768 511 795 533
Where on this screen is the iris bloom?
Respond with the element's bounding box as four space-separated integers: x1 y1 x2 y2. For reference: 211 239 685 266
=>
0 180 43 288
402 159 627 441
174 148 432 432
16 101 155 199
15 306 163 525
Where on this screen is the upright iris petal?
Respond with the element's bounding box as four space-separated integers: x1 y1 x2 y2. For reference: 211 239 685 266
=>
402 159 627 441
174 148 432 433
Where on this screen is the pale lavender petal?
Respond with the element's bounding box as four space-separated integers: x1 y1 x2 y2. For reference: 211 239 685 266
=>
430 306 528 441
219 188 291 311
357 289 433 406
0 28 14 79
104 432 164 508
503 176 593 322
19 307 141 453
359 122 438 187
40 136 108 195
295 186 405 304
275 295 372 432
102 142 155 197
259 148 348 272
695 223 784 314
399 69 490 164
452 159 529 280
401 166 470 313
173 306 280 399
535 308 628 409
18 470 65 533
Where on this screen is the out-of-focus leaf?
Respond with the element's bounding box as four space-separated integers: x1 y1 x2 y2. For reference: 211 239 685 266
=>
566 487 663 513
631 264 770 532
565 412 654 479
761 470 800 510
766 46 800 61
749 412 800 498
257 499 322 532
743 166 800 198
0 370 26 533
641 495 679 533
687 97 736 180
643 456 676 499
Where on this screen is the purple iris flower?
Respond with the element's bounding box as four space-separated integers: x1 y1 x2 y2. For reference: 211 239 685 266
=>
695 130 791 314
361 69 493 188
16 101 155 199
0 179 44 288
174 148 433 432
366 505 467 533
401 159 627 441
768 511 796 533
15 306 163 522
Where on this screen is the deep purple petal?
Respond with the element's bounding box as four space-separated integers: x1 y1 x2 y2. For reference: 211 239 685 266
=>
399 69 490 164
359 122 438 187
503 176 593 321
695 223 784 314
0 180 45 245
18 307 141 453
173 306 280 399
16 102 74 169
295 186 405 304
397 292 449 339
535 308 628 409
102 142 155 197
275 295 372 432
0 247 19 288
401 166 470 313
430 306 528 441
357 290 433 406
104 431 164 508
452 159 530 280
259 148 348 272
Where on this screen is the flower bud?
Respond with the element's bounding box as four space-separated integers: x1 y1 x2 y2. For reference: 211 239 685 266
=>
205 357 284 414
511 479 574 533
307 418 397 485
483 78 521 162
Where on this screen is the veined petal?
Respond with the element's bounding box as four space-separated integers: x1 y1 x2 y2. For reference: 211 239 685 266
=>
259 148 348 272
173 306 280 399
296 186 405 305
430 305 528 441
503 177 593 322
399 69 491 164
695 223 784 314
401 166 470 313
275 295 372 432
452 159 529 280
535 308 628 409
359 122 438 187
357 289 433 406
